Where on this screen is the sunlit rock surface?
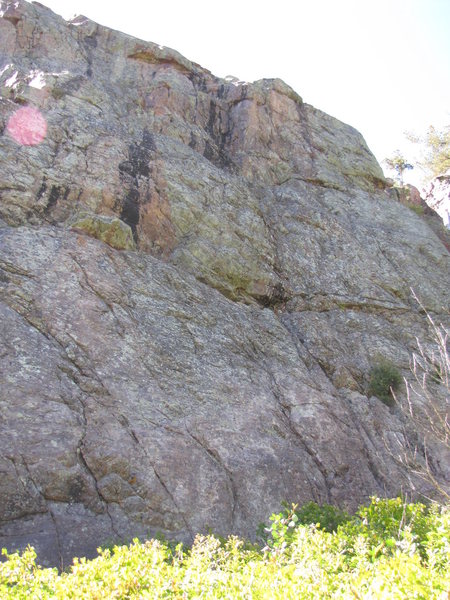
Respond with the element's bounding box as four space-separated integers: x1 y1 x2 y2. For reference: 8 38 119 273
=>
424 171 450 229
0 0 449 567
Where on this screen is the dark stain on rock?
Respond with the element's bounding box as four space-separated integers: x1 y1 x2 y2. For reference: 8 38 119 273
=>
68 476 85 503
203 140 215 163
119 130 156 181
257 282 291 310
117 129 156 238
185 76 235 169
121 189 140 236
36 178 47 201
202 99 234 170
43 184 69 214
82 32 98 77
128 141 151 178
188 132 197 150
84 34 98 49
46 185 62 212
206 99 217 138
187 72 208 93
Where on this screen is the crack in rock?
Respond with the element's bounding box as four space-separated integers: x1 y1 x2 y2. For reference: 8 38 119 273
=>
267 371 331 503
129 429 194 538
185 428 238 530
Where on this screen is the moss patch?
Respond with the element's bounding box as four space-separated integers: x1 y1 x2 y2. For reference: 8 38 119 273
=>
70 214 136 250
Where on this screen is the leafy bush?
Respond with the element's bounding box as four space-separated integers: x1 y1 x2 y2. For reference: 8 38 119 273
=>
368 359 403 406
1 497 448 599
260 501 350 548
338 496 432 560
294 501 350 532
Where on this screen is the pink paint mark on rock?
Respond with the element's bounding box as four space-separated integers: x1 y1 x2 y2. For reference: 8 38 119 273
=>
7 106 47 146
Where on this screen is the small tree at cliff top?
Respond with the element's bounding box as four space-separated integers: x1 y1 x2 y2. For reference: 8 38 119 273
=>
383 151 414 185
406 124 450 180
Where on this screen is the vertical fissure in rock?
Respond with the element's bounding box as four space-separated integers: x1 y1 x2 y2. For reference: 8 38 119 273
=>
268 370 331 503
76 440 121 540
152 465 194 538
11 456 64 570
48 506 64 571
185 428 238 529
128 428 194 538
70 254 125 336
344 397 392 494
278 314 333 390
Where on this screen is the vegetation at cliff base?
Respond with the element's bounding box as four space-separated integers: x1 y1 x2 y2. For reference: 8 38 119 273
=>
1 497 449 598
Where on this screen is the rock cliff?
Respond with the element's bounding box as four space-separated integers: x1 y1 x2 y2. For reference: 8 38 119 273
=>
0 0 449 568
389 182 450 252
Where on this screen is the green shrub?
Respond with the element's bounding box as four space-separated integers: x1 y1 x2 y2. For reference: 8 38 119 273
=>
260 501 350 548
294 501 351 532
1 497 448 599
338 496 432 560
368 359 403 406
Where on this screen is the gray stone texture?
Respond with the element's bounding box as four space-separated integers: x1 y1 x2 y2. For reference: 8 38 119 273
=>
0 0 449 567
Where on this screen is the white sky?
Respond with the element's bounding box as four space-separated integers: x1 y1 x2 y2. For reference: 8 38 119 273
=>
39 0 450 188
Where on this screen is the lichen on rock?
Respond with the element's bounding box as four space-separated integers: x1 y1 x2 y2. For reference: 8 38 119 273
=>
70 213 136 250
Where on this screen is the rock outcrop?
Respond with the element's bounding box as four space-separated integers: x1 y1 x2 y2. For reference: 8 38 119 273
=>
0 0 449 568
424 171 450 229
386 182 450 253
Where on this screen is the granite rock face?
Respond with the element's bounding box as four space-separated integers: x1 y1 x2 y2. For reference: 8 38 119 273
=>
0 0 449 568
389 182 450 251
